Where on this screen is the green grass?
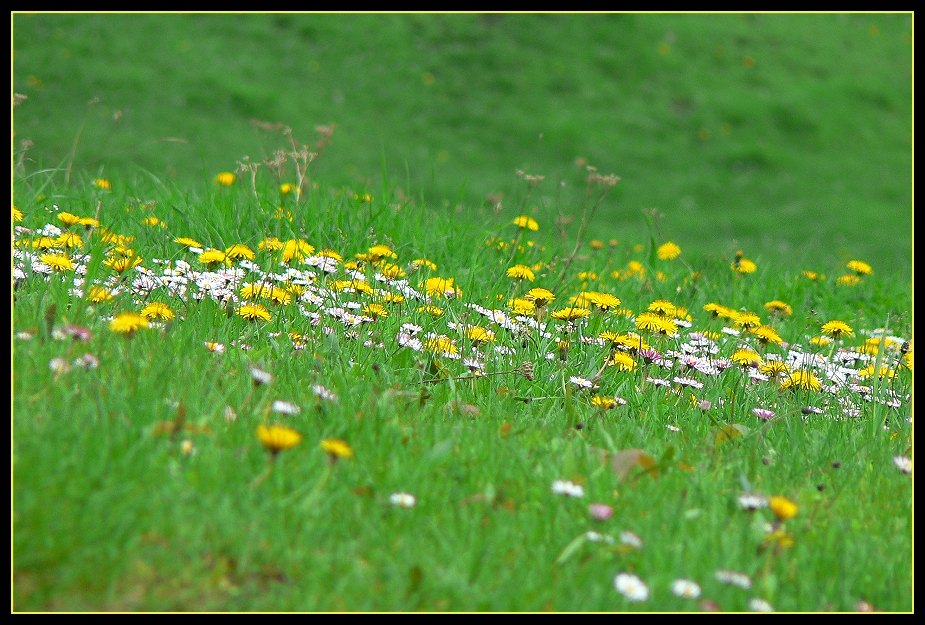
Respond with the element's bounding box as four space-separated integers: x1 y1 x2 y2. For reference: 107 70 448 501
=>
12 12 912 272
12 155 912 611
12 12 912 613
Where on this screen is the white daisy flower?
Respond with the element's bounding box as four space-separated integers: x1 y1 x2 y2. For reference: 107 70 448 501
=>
272 400 301 416
748 598 774 612
671 579 701 599
893 455 912 475
551 480 585 498
389 492 416 508
614 573 649 602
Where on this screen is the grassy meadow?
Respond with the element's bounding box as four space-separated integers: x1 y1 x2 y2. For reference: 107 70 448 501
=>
12 13 913 613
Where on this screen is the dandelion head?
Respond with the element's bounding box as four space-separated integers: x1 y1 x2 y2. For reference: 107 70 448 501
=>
257 424 301 455
215 172 236 186
109 312 149 335
656 241 681 260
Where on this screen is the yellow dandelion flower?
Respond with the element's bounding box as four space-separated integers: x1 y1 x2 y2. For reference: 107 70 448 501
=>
281 239 315 264
93 178 112 190
198 249 228 267
466 326 495 344
704 303 735 319
78 216 100 228
13 206 24 222
589 239 605 250
268 287 292 306
769 496 798 521
731 349 764 368
759 360 789 378
142 216 165 228
363 303 389 319
732 311 762 330
764 300 793 316
379 292 405 304
551 306 591 321
321 438 354 460
55 232 84 248
656 241 682 260
525 288 555 307
417 305 444 318
647 300 677 317
367 244 397 261
426 335 458 355
225 244 256 261
836 274 861 286
732 258 757 274
821 320 854 339
174 237 202 248
589 292 622 311
379 262 407 279
608 351 638 372
591 396 621 409
56 211 82 227
635 312 677 336
751 325 783 346
280 182 299 195
257 424 302 455
422 277 461 298
141 302 175 321
240 283 272 300
410 258 437 271
507 298 535 316
238 303 272 322
87 286 115 303
30 236 59 250
110 312 149 334
333 279 374 295
858 364 896 380
506 264 536 281
259 237 284 252
613 332 650 352
846 260 872 276
215 172 236 186
103 256 141 273
317 249 344 261
512 215 539 231
577 271 598 282
809 335 832 347
40 253 75 272
781 370 821 392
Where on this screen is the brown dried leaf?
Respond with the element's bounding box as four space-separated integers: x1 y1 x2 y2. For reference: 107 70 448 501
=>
610 449 658 481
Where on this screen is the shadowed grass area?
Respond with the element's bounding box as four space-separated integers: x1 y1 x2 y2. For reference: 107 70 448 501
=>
12 13 912 271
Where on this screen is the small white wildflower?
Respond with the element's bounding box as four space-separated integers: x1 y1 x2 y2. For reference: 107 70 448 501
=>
672 376 704 389
551 479 585 498
585 531 615 544
737 494 769 511
389 492 416 508
312 384 338 402
893 455 912 475
49 357 71 374
205 341 225 353
715 569 752 589
671 579 701 599
271 400 301 416
619 531 643 549
569 375 595 390
614 573 649 602
748 598 774 612
249 366 273 385
666 424 681 432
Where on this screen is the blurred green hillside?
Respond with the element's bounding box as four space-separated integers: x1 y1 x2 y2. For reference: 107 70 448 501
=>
12 13 912 271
